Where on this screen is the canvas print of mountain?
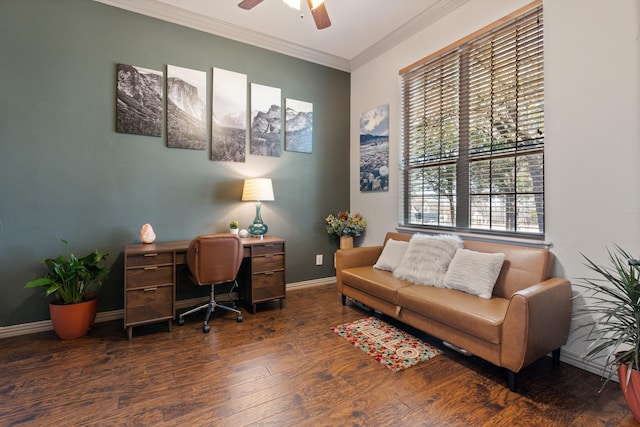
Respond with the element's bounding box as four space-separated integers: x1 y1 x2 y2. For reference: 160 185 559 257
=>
212 68 247 162
250 83 281 157
360 104 390 192
116 64 162 137
285 98 313 154
166 65 206 150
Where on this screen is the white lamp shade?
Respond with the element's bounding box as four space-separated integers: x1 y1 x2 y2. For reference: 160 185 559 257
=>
241 178 274 202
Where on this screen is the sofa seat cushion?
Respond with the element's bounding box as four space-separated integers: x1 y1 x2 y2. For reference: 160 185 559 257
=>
397 285 510 344
342 267 414 304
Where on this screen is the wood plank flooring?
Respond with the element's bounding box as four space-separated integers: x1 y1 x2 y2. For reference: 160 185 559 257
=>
0 284 637 426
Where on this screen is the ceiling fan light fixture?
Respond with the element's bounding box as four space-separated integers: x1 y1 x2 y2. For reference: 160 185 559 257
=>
282 0 301 10
306 0 330 29
308 0 324 10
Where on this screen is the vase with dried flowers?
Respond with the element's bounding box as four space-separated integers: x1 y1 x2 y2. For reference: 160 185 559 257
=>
325 211 366 248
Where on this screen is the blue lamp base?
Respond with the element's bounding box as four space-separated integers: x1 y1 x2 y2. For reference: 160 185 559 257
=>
248 202 268 238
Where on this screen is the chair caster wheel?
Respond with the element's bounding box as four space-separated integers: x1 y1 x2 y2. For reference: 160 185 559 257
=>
237 315 243 322
178 317 185 326
203 325 210 333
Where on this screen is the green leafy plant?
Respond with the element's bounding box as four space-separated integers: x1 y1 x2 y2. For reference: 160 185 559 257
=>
325 211 366 237
25 239 109 305
229 220 239 229
573 245 640 389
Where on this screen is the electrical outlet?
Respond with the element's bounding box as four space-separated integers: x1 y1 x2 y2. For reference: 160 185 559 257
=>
315 254 323 266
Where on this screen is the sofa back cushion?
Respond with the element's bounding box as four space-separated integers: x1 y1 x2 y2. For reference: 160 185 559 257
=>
383 232 553 299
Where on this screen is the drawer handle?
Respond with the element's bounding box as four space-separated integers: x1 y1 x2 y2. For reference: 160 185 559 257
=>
264 271 274 276
144 253 159 257
144 266 158 270
264 254 274 259
143 287 158 292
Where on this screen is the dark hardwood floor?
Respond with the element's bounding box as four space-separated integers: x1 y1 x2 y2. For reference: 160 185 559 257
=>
1 284 637 426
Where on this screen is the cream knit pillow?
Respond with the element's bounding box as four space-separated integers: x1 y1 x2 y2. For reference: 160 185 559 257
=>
374 239 409 272
444 248 505 299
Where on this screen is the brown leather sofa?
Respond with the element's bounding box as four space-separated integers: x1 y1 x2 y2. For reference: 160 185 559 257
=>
335 231 572 391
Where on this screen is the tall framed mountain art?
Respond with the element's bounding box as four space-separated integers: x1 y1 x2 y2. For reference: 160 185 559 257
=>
250 83 281 157
211 68 247 162
166 64 206 150
360 104 389 192
116 64 162 137
285 98 313 154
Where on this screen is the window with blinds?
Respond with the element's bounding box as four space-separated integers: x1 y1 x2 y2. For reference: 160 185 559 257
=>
400 3 544 237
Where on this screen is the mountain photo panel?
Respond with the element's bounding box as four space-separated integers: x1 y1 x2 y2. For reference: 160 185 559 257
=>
212 68 247 162
250 83 282 157
285 98 313 154
166 65 207 150
116 64 162 137
360 104 390 192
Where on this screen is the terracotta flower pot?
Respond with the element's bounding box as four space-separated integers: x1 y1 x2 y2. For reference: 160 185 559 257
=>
618 364 640 422
49 297 98 340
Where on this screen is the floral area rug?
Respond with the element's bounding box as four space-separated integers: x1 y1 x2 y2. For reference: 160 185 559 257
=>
332 316 442 372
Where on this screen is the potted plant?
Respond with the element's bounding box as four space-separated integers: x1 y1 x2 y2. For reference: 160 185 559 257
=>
25 239 109 339
325 211 366 249
229 220 239 235
573 245 640 421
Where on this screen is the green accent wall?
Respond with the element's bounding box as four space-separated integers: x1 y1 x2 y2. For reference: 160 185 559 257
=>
0 0 350 326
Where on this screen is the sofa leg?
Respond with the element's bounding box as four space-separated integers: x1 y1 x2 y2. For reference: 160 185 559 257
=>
341 294 346 305
507 370 517 392
552 348 561 366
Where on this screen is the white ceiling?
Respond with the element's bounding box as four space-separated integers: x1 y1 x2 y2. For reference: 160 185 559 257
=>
96 0 469 71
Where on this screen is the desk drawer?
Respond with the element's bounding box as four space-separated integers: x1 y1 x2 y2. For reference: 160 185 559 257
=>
252 271 285 301
126 265 173 289
253 243 284 256
127 252 173 267
126 285 173 324
252 254 284 272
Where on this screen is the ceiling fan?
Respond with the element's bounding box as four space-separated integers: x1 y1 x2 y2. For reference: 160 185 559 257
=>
238 0 331 30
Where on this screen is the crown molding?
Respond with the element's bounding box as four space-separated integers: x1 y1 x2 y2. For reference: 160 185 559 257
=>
94 0 351 72
95 0 469 73
350 0 470 70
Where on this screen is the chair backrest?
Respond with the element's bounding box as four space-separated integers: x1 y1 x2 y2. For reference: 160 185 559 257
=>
186 233 244 286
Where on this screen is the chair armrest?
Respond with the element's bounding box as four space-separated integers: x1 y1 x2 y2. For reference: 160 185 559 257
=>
501 277 572 372
335 246 384 293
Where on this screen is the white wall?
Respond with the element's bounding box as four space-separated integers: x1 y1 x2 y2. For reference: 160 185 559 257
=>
350 0 640 374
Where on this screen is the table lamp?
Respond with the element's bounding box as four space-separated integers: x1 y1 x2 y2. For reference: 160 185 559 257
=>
241 178 274 238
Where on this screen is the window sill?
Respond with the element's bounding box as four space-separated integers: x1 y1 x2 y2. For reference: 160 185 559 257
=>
395 225 551 249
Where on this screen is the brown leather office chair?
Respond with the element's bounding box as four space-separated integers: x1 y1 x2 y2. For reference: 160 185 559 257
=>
177 233 244 333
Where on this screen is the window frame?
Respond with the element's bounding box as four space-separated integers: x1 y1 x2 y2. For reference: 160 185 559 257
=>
399 0 544 240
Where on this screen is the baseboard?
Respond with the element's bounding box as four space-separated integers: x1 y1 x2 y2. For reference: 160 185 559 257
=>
286 276 336 290
0 278 337 339
559 348 618 383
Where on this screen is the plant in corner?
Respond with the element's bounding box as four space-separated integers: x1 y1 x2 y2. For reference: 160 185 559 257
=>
25 239 109 339
573 245 640 421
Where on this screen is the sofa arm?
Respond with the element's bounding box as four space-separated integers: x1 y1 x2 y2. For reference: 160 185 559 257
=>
335 245 383 293
500 277 572 372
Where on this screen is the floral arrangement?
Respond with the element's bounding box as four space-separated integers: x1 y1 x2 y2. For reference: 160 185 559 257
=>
325 211 366 237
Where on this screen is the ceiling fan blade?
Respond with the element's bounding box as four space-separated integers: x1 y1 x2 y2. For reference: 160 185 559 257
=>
238 0 264 10
306 0 331 29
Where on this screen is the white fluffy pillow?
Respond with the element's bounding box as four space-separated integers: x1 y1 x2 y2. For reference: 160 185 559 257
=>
374 239 409 272
393 234 462 287
444 248 505 299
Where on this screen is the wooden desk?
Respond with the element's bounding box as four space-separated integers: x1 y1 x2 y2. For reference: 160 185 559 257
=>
123 236 285 339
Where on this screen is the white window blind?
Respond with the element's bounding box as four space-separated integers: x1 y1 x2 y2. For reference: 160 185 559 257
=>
400 3 544 236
